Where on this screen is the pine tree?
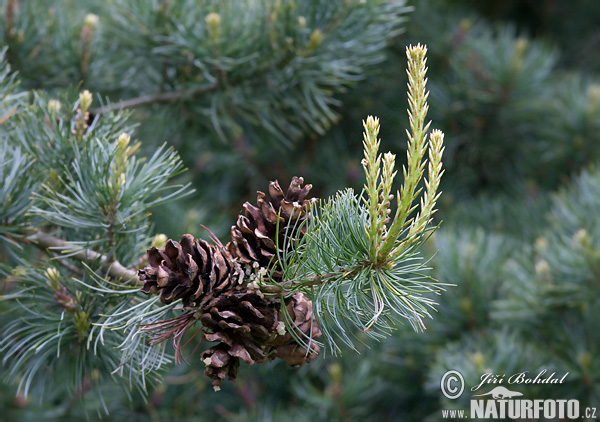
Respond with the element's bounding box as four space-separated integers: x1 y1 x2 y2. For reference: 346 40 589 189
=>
2 0 600 420
1 0 451 418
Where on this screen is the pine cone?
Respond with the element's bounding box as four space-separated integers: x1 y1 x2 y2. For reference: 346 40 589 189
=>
199 290 276 388
227 177 318 279
200 291 320 389
273 292 322 366
139 234 241 308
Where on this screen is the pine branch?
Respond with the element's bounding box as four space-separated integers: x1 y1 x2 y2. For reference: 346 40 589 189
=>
278 44 446 353
26 229 139 284
90 83 218 115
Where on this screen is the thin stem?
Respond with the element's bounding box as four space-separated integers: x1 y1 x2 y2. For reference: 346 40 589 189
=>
90 32 310 117
26 229 139 284
89 83 218 115
264 266 364 295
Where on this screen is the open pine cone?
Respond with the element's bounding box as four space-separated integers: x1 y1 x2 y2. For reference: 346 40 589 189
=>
200 291 320 389
139 234 241 308
227 176 318 280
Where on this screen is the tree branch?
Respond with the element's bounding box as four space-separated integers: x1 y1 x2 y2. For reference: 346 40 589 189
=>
90 83 219 115
27 230 140 285
261 267 362 295
90 50 297 117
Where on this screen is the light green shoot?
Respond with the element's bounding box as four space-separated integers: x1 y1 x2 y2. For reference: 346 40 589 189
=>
279 43 446 353
361 44 444 266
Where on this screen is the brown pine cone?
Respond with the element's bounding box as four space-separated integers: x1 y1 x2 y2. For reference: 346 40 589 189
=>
227 177 318 280
273 292 322 366
200 291 320 390
138 234 241 308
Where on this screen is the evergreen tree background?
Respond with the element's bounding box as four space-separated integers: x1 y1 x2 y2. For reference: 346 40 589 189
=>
1 0 600 420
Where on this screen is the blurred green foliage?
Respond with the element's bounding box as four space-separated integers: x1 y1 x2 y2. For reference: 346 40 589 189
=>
1 0 600 420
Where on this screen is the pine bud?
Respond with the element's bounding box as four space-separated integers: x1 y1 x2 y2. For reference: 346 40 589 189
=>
48 99 62 114
307 29 323 50
365 115 379 131
534 236 547 252
116 132 130 151
54 285 76 313
460 297 472 313
74 311 91 342
329 363 342 384
80 15 97 77
205 13 222 40
84 13 99 28
79 90 93 113
152 233 168 249
298 16 306 29
535 259 550 276
114 133 131 178
45 267 60 289
573 228 590 248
